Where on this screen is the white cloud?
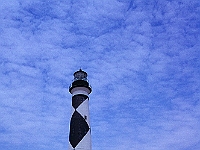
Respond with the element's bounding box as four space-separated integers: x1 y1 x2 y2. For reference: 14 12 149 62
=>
0 0 200 150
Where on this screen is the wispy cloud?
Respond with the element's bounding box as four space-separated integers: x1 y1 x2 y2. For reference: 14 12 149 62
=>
0 0 199 150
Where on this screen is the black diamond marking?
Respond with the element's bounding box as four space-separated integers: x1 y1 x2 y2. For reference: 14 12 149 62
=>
69 111 89 148
72 94 88 109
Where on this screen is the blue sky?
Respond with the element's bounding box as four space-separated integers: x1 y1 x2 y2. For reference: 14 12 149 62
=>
0 0 200 150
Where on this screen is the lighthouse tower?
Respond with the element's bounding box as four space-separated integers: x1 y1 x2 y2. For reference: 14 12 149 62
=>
69 69 92 150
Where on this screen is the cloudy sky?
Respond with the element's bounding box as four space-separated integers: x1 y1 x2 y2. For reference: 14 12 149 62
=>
0 0 200 150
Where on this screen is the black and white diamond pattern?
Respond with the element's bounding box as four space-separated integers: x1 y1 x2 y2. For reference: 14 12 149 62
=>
69 94 90 148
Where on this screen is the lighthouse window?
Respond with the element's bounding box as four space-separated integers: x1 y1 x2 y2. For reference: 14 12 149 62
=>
74 72 86 80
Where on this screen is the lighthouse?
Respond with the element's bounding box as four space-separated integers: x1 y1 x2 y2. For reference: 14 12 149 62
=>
69 69 92 150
